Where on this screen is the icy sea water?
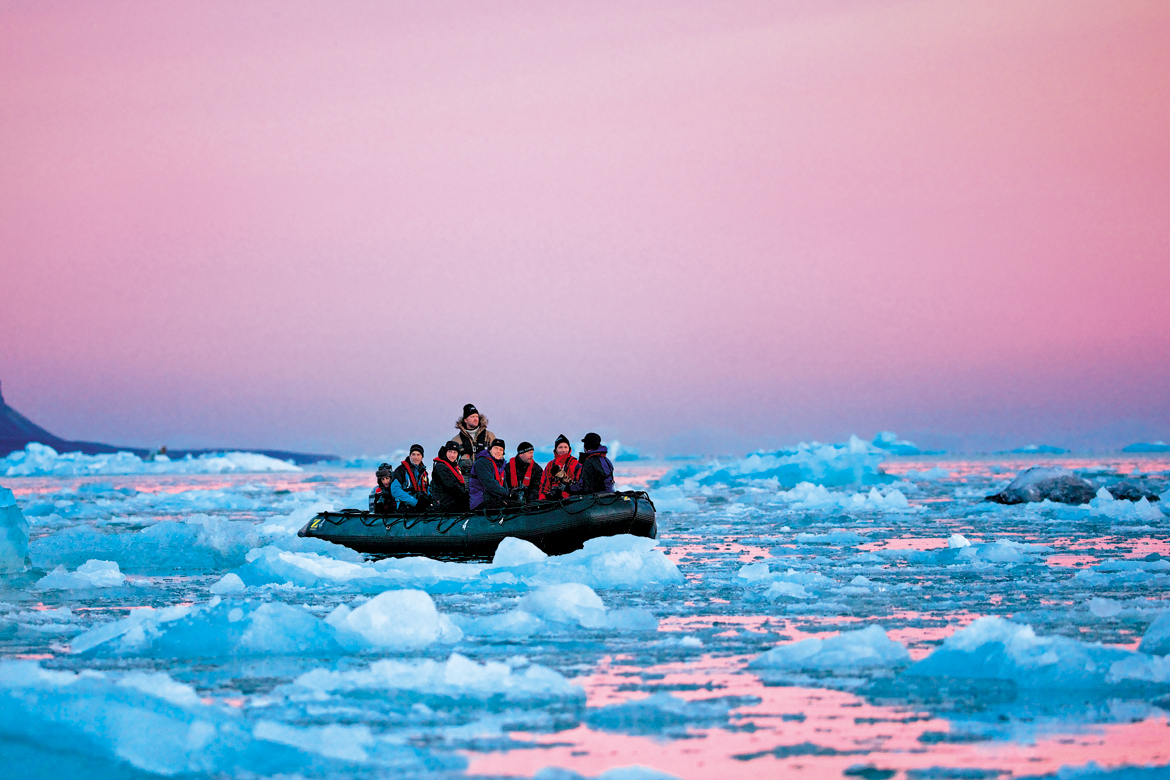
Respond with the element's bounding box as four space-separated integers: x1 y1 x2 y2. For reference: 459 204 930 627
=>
1 452 1169 780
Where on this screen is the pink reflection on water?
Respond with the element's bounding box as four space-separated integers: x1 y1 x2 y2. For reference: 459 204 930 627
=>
466 648 1170 779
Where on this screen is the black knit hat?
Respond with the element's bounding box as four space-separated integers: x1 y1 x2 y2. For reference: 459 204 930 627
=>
517 441 534 454
462 404 479 418
554 434 570 448
410 444 424 456
582 432 602 451
376 462 393 480
490 439 505 451
445 439 462 452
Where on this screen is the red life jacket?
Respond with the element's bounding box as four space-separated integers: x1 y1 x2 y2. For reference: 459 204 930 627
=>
509 456 535 488
400 459 429 493
434 456 465 484
539 454 578 499
489 457 506 487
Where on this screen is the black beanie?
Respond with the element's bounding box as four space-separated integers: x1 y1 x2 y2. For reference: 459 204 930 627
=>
582 432 602 451
491 439 505 451
517 441 534 454
410 444 424 456
462 404 479 418
376 462 393 479
554 434 570 448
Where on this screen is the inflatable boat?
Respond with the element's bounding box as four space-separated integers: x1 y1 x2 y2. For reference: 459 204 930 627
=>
297 490 657 558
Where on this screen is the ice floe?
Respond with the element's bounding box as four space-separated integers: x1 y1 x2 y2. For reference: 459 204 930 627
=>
233 533 683 593
35 559 126 590
0 442 302 476
750 625 910 672
0 660 456 775
290 652 583 702
655 436 892 489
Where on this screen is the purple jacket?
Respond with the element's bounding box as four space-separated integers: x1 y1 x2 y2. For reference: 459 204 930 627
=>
570 446 615 495
469 448 509 509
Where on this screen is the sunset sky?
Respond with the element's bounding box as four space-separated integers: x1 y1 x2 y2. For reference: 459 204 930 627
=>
2 0 1168 456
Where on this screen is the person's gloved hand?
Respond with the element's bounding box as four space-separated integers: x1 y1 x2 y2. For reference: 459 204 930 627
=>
415 494 432 510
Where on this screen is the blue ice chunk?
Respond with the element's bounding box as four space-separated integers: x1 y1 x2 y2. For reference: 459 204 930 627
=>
1138 612 1170 656
290 652 584 703
749 625 910 672
905 617 1136 689
0 485 30 573
70 599 345 658
873 431 922 455
654 436 892 489
0 442 302 476
0 660 414 776
35 560 126 590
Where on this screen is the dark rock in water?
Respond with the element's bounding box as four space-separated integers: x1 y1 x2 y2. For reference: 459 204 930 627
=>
1107 480 1162 502
986 466 1097 505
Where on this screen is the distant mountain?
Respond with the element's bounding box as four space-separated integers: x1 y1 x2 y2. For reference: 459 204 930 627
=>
0 381 335 464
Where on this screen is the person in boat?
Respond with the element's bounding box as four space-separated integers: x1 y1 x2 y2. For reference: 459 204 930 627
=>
391 444 432 513
507 441 544 504
569 432 616 495
369 462 397 514
538 434 579 501
470 439 514 510
454 404 496 476
431 440 470 512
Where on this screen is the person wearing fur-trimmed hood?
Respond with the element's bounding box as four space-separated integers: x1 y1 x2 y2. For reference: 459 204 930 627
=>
454 403 496 476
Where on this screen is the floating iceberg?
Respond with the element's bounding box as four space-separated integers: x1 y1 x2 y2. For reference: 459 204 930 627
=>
0 442 301 477
70 598 345 657
234 534 683 594
872 431 921 455
456 582 658 637
654 436 892 489
905 617 1141 689
1139 612 1170 656
0 484 29 572
35 559 126 590
291 652 584 702
0 660 454 775
750 625 910 672
773 483 916 513
325 589 463 649
1088 488 1165 522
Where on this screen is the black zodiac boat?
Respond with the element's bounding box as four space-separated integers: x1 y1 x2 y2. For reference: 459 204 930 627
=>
297 490 657 558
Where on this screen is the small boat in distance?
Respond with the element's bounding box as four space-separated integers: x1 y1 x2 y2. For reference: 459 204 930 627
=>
297 490 657 559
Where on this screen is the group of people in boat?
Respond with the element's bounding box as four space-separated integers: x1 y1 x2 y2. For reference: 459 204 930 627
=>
369 403 615 514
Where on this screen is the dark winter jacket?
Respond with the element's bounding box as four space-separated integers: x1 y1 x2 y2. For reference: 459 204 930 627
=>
454 416 496 476
507 456 544 503
369 485 396 514
391 459 430 508
469 448 510 509
432 450 470 512
570 446 615 495
538 453 579 501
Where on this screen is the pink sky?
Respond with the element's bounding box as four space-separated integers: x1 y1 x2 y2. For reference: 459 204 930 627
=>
2 0 1168 456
